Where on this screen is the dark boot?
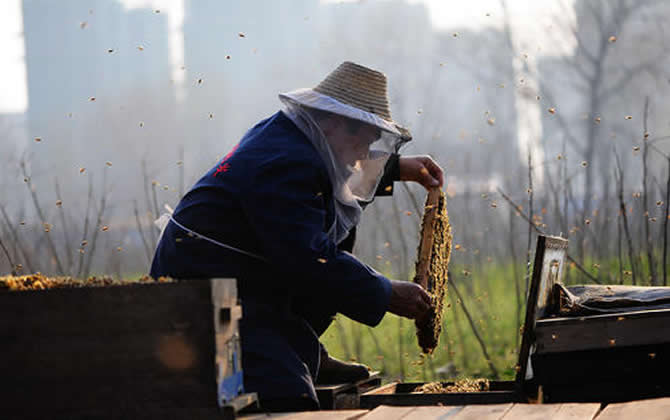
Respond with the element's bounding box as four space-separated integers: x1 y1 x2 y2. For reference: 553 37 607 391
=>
315 345 370 385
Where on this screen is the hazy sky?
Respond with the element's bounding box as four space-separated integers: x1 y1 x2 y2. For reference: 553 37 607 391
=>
0 0 575 113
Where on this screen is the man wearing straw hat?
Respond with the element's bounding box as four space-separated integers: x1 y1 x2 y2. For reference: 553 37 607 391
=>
151 61 443 410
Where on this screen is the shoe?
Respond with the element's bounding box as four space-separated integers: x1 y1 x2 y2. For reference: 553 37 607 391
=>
316 348 370 385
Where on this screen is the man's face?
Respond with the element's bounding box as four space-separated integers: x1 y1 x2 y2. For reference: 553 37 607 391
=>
329 119 382 168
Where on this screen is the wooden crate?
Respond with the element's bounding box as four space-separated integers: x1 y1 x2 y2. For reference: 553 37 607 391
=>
0 278 247 419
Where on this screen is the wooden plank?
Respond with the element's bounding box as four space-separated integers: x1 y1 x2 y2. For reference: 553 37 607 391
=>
596 398 670 420
2 329 215 379
516 235 568 384
451 403 513 420
553 403 601 419
0 279 218 336
501 404 562 420
360 405 417 420
414 187 441 289
243 410 368 420
498 403 600 420
535 308 670 354
2 377 219 413
409 406 463 419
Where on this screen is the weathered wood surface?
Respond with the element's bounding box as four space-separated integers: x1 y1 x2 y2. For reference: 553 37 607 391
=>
516 235 568 385
356 402 597 420
358 406 419 420
360 405 461 420
380 402 599 419
451 403 513 420
596 398 670 419
243 410 368 420
535 308 670 354
501 403 600 420
240 399 670 420
553 403 601 419
409 406 463 419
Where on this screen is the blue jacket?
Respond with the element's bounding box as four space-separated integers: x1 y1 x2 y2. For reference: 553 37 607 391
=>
150 111 393 405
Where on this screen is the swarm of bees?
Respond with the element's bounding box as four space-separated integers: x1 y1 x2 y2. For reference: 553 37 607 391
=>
0 273 172 292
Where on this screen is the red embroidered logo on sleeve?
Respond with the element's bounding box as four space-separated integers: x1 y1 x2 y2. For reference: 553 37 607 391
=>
213 144 239 177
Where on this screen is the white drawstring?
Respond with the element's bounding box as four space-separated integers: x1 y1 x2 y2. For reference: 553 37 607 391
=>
161 213 268 263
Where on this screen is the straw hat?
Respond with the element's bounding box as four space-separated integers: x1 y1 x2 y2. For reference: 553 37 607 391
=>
280 61 412 141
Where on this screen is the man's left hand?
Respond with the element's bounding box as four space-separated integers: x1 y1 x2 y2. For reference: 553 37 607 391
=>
398 155 444 190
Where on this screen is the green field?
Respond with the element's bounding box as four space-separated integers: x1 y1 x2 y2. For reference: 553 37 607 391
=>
321 253 669 383
320 262 525 383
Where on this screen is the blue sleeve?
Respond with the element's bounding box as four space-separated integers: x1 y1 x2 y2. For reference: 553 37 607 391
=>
239 155 392 327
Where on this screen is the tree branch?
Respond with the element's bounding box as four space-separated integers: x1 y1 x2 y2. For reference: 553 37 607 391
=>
496 187 601 284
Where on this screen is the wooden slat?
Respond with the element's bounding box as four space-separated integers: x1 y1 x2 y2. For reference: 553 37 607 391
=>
413 187 441 290
535 308 670 354
243 410 368 420
500 403 600 420
2 377 218 414
3 329 215 379
360 405 417 420
553 403 601 419
452 403 513 420
0 280 217 336
596 398 670 420
407 406 463 419
501 404 562 420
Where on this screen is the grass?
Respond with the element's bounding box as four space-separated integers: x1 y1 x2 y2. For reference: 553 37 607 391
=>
321 252 670 384
320 261 523 383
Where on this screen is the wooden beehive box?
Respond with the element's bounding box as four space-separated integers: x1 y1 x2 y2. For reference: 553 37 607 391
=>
0 278 244 419
361 235 570 408
531 273 670 402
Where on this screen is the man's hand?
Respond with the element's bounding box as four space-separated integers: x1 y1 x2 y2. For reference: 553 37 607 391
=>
398 155 444 190
388 279 432 320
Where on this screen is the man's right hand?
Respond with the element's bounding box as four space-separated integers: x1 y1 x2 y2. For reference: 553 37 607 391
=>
387 279 432 320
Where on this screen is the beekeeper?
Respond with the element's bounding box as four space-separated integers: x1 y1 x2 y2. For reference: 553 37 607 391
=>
151 61 444 411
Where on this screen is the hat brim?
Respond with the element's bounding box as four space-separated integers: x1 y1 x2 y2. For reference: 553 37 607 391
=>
279 89 412 141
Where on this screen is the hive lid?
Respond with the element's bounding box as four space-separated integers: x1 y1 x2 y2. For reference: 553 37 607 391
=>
515 235 569 387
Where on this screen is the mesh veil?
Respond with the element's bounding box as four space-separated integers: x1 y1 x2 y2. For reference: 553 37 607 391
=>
279 91 407 244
